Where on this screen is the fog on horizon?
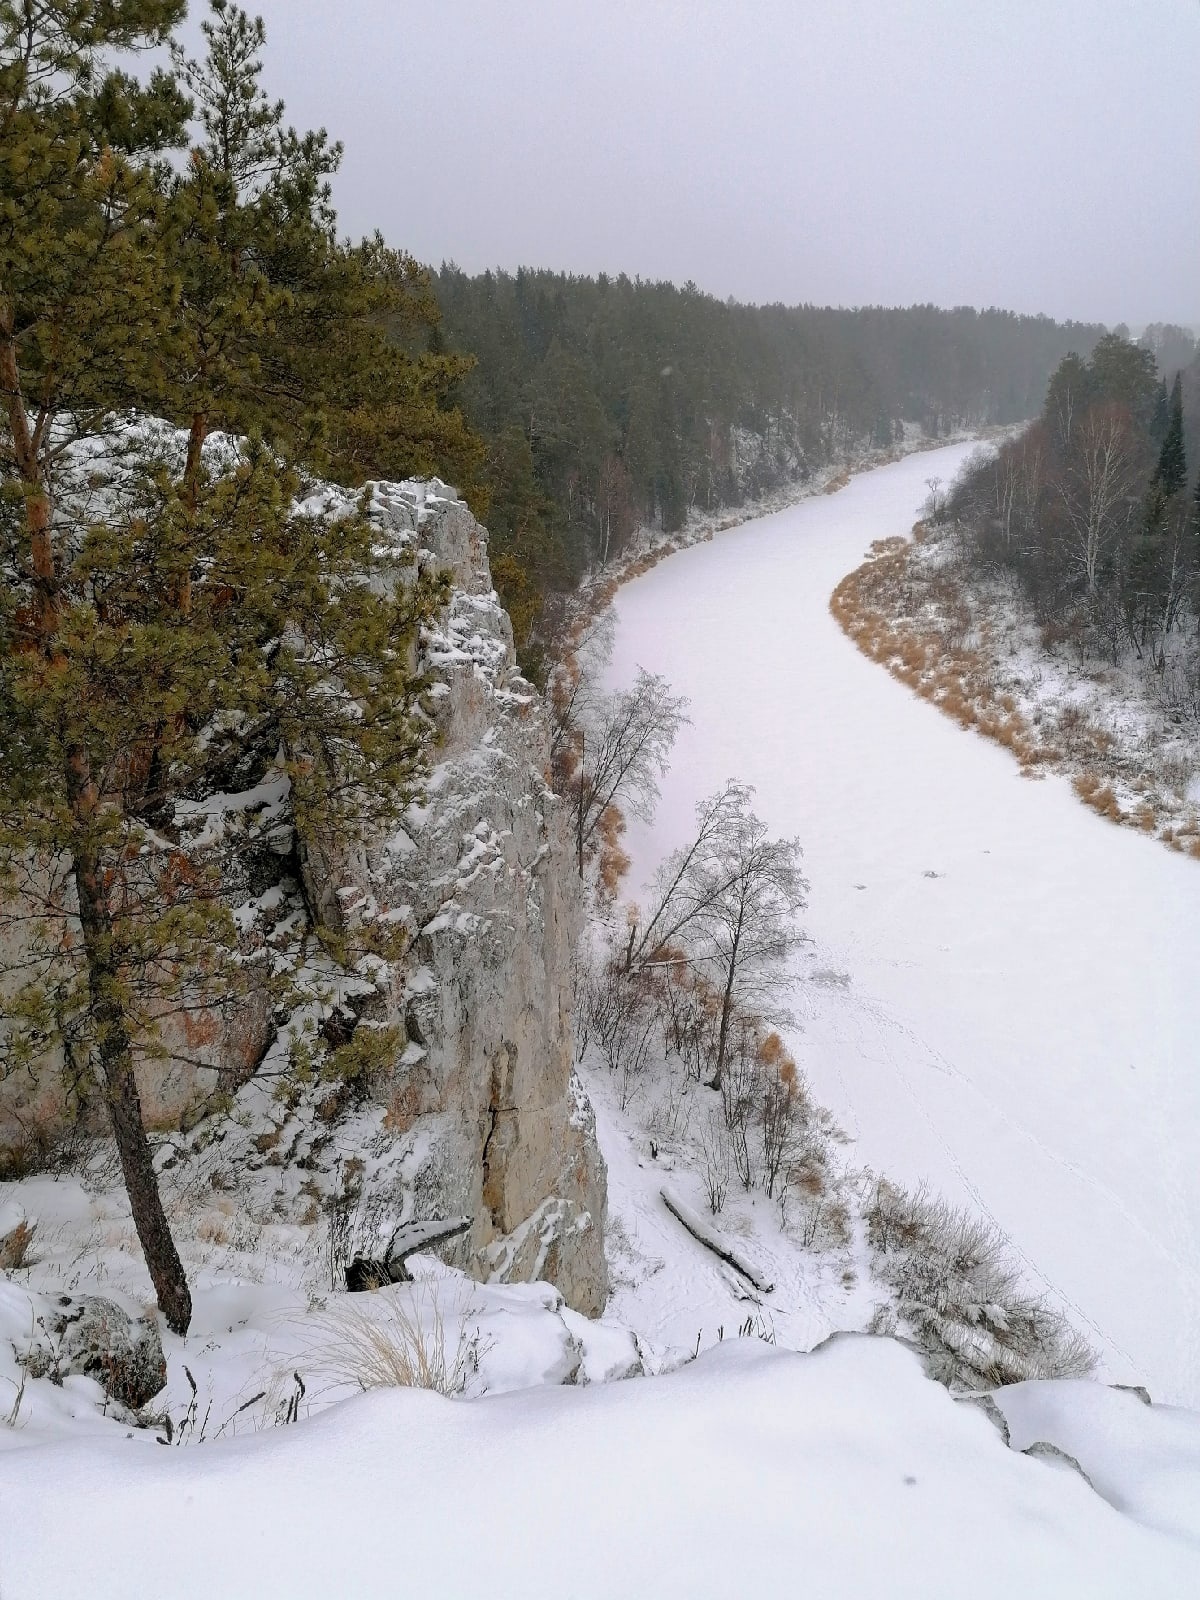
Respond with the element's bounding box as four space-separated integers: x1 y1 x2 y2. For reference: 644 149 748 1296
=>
179 0 1200 329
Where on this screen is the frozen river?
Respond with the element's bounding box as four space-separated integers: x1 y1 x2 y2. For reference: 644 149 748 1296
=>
604 443 1200 1406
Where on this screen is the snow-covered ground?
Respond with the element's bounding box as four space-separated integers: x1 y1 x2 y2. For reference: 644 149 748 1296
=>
5 1333 1200 1599
601 441 1200 1409
585 1057 866 1362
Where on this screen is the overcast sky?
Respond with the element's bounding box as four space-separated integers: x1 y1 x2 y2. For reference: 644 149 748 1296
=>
176 0 1199 328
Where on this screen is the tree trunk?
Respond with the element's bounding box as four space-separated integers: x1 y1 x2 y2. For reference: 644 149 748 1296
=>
576 730 587 875
713 967 736 1093
711 902 746 1093
66 748 193 1336
177 410 208 615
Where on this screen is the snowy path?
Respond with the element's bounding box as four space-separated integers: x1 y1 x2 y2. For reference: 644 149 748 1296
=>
603 444 1200 1407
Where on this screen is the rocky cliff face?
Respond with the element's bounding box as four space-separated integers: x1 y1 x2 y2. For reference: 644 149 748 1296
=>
0 450 608 1316
329 478 609 1314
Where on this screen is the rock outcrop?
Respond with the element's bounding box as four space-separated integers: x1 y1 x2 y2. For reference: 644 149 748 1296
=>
0 444 608 1316
329 479 608 1315
26 1294 167 1411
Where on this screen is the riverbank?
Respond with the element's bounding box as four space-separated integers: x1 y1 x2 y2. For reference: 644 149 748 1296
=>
831 515 1200 859
573 425 993 626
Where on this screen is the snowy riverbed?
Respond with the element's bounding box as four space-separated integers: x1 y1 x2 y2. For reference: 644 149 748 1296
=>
602 441 1200 1409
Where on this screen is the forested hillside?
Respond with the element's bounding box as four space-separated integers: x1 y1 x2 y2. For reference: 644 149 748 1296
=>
951 330 1200 676
433 266 1106 658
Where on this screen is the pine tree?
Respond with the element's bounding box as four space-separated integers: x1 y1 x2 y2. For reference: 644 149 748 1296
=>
0 1 461 1333
1155 372 1186 497
0 0 193 1330
1150 376 1169 443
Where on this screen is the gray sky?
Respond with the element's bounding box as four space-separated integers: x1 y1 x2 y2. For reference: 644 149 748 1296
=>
177 0 1199 327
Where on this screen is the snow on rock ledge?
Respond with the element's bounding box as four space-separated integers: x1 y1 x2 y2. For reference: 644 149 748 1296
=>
4 1335 1197 1599
329 479 609 1315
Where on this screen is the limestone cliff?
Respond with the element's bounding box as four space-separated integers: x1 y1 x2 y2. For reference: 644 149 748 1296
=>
0 443 608 1316
322 478 609 1314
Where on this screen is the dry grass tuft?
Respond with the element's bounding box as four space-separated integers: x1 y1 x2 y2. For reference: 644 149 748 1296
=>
596 804 631 899
302 1281 483 1398
0 1218 34 1269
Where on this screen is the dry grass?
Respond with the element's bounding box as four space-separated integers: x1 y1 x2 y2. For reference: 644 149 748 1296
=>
1072 771 1101 802
596 805 631 900
831 528 1200 860
1072 772 1123 822
302 1280 483 1398
0 1218 34 1269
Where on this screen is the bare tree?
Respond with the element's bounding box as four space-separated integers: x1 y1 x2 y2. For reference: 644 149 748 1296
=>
625 784 806 1089
595 452 638 567
719 1019 761 1187
569 669 689 875
621 781 750 973
583 959 658 1110
545 605 615 768
758 1042 808 1200
698 1107 731 1214
1052 403 1143 595
688 796 807 1091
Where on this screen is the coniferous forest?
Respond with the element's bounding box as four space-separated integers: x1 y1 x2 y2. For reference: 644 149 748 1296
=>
432 267 1107 661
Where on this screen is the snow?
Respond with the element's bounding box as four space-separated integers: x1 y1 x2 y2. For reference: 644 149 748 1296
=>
602 442 1200 1408
2 1335 1197 1599
994 1378 1200 1548
584 1057 856 1361
0 1177 639 1454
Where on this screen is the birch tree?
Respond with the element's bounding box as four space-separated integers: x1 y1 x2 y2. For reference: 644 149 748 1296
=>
621 780 750 972
687 796 807 1090
1053 404 1142 595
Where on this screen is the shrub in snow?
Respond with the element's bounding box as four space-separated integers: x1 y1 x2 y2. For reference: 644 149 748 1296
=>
697 1110 731 1215
581 961 659 1110
865 1179 1095 1390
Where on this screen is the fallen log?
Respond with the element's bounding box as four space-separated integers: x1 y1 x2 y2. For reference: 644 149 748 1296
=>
660 1189 774 1294
345 1216 472 1292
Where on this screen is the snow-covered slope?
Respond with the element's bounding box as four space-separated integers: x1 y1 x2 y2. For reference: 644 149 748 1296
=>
3 1336 1198 1600
602 441 1200 1408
